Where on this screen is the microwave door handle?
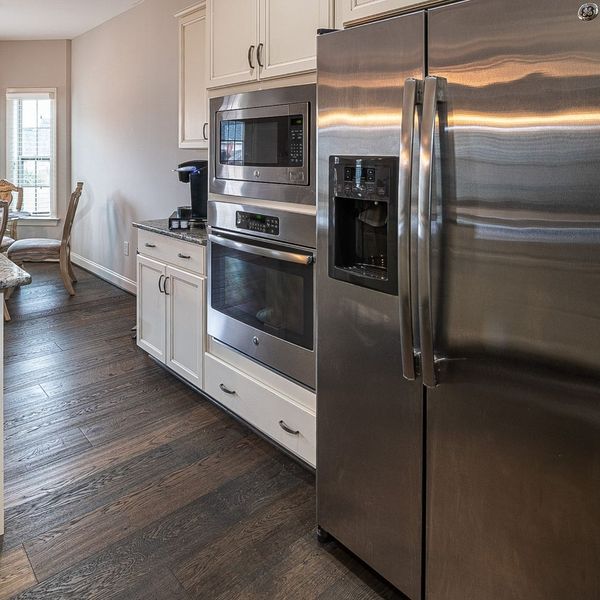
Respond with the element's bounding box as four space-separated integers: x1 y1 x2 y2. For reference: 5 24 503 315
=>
208 234 314 265
417 76 446 388
398 78 421 381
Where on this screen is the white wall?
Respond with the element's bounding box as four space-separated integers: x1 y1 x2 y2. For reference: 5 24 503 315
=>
0 40 71 239
71 0 205 287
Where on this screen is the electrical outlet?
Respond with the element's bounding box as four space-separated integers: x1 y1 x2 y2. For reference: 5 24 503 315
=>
123 241 130 256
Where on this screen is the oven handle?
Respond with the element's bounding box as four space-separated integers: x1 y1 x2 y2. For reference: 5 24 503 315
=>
208 234 314 265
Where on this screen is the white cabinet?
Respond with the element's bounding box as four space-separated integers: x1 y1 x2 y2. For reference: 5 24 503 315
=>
204 352 316 466
137 255 167 362
259 0 333 80
207 0 333 88
208 0 259 88
137 231 206 388
165 266 205 388
177 3 209 149
335 0 416 27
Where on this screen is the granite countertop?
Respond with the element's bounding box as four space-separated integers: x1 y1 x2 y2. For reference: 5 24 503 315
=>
0 254 31 290
132 219 207 246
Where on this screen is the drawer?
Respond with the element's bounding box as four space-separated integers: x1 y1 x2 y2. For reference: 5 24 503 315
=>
207 337 316 412
204 353 316 467
138 229 205 275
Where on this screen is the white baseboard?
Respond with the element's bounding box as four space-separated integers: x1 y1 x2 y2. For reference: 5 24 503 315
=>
71 252 137 295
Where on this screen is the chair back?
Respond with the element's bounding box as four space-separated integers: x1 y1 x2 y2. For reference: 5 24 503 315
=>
0 200 10 244
0 179 23 211
62 182 84 246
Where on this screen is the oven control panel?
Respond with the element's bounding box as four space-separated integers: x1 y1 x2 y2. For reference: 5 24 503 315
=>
236 211 280 235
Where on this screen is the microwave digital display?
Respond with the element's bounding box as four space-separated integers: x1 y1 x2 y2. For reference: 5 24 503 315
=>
219 114 304 168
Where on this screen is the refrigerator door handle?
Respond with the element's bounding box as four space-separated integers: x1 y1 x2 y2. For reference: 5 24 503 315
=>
398 78 422 381
417 76 446 388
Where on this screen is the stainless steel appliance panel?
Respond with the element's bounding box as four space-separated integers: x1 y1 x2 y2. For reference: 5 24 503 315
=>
208 200 316 389
426 1 600 597
210 85 316 205
316 15 426 600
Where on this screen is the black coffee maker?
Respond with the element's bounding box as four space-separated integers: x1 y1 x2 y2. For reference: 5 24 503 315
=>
172 160 208 229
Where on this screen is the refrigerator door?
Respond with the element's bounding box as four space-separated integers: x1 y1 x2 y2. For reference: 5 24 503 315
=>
317 14 425 600
426 0 600 598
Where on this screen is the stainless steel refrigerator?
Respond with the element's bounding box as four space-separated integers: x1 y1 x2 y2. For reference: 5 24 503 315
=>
316 1 600 599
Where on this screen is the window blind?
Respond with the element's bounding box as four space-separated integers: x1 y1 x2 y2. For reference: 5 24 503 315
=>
6 90 56 216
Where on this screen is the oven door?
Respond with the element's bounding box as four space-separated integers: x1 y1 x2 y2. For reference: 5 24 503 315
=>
208 230 315 389
215 103 309 186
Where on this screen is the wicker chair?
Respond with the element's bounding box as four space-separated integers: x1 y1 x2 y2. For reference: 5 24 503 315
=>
8 182 84 296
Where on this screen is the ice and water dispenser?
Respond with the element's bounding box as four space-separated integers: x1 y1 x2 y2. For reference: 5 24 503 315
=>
328 156 398 295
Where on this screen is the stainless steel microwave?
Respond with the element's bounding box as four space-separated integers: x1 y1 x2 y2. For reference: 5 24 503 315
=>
209 85 316 205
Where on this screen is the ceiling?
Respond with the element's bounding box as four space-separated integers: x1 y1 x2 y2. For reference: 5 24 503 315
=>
0 0 144 40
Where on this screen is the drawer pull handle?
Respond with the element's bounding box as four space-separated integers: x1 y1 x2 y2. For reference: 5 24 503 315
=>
158 274 165 293
279 420 300 436
178 253 191 259
219 383 236 395
145 243 156 248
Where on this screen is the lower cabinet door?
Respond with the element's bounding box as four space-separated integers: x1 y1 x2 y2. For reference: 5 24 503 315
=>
137 255 167 361
165 265 205 388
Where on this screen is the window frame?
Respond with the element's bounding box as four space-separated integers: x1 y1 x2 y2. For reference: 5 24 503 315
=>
6 87 58 219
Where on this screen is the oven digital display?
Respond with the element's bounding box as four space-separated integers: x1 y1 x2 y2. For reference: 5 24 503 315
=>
236 211 280 235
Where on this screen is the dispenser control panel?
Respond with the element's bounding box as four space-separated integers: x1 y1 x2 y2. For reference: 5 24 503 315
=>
332 157 391 201
236 211 280 235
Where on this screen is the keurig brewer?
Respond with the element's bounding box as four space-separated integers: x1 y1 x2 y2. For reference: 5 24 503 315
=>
171 160 208 229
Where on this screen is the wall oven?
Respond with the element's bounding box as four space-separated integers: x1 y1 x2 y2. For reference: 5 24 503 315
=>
208 200 316 389
209 85 316 205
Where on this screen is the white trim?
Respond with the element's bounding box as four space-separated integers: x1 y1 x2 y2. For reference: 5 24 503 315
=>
6 87 56 98
71 252 137 295
175 1 206 19
5 87 58 219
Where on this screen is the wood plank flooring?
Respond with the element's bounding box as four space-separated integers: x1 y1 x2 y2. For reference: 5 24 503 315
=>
1 263 405 599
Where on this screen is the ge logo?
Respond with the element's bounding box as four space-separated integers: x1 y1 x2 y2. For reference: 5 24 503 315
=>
579 3 599 20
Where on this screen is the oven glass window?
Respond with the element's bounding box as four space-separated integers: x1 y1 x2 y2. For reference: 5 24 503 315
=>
211 240 313 350
219 115 303 168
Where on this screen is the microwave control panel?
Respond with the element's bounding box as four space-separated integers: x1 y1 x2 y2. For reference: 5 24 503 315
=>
289 115 304 166
236 211 280 236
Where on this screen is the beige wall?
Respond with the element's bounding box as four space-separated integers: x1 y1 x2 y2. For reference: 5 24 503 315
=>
71 0 204 287
0 40 71 239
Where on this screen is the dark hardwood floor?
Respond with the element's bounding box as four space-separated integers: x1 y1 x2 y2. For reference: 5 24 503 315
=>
0 263 405 599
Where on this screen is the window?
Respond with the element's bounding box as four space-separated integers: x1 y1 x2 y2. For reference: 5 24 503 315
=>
6 89 57 217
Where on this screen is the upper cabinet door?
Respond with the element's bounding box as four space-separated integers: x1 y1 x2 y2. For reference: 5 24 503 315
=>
178 5 208 149
258 0 333 80
335 0 415 28
208 0 259 88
